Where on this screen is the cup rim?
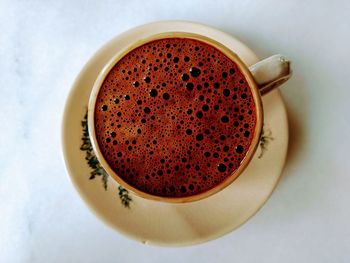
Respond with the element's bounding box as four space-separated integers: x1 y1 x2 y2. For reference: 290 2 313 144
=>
88 32 263 203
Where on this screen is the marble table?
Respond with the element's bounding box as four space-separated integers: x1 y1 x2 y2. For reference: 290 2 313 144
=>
1 0 349 262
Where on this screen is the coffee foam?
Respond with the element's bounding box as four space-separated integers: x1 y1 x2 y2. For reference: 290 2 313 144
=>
94 38 256 197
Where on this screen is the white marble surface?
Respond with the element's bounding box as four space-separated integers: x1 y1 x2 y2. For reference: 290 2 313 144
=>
1 0 350 262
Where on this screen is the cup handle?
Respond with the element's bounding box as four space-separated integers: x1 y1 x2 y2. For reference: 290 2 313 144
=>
249 54 292 95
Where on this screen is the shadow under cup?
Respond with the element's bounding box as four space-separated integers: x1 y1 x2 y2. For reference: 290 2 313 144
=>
87 32 290 203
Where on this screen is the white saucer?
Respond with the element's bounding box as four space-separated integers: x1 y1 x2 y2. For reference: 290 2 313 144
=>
61 21 288 246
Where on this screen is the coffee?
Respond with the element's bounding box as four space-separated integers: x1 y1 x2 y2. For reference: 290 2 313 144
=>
94 37 257 198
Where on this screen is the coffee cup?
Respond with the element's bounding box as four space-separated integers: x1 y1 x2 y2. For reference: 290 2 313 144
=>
88 32 292 203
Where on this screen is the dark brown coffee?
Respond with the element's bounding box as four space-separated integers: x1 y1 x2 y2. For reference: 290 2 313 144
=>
94 37 257 198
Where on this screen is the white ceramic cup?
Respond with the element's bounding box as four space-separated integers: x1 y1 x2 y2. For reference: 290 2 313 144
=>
88 32 292 203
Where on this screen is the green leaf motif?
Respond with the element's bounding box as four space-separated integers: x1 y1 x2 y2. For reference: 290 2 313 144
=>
258 126 274 159
80 111 132 208
118 186 132 208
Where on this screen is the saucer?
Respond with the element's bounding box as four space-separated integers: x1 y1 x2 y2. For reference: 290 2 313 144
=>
61 21 288 246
